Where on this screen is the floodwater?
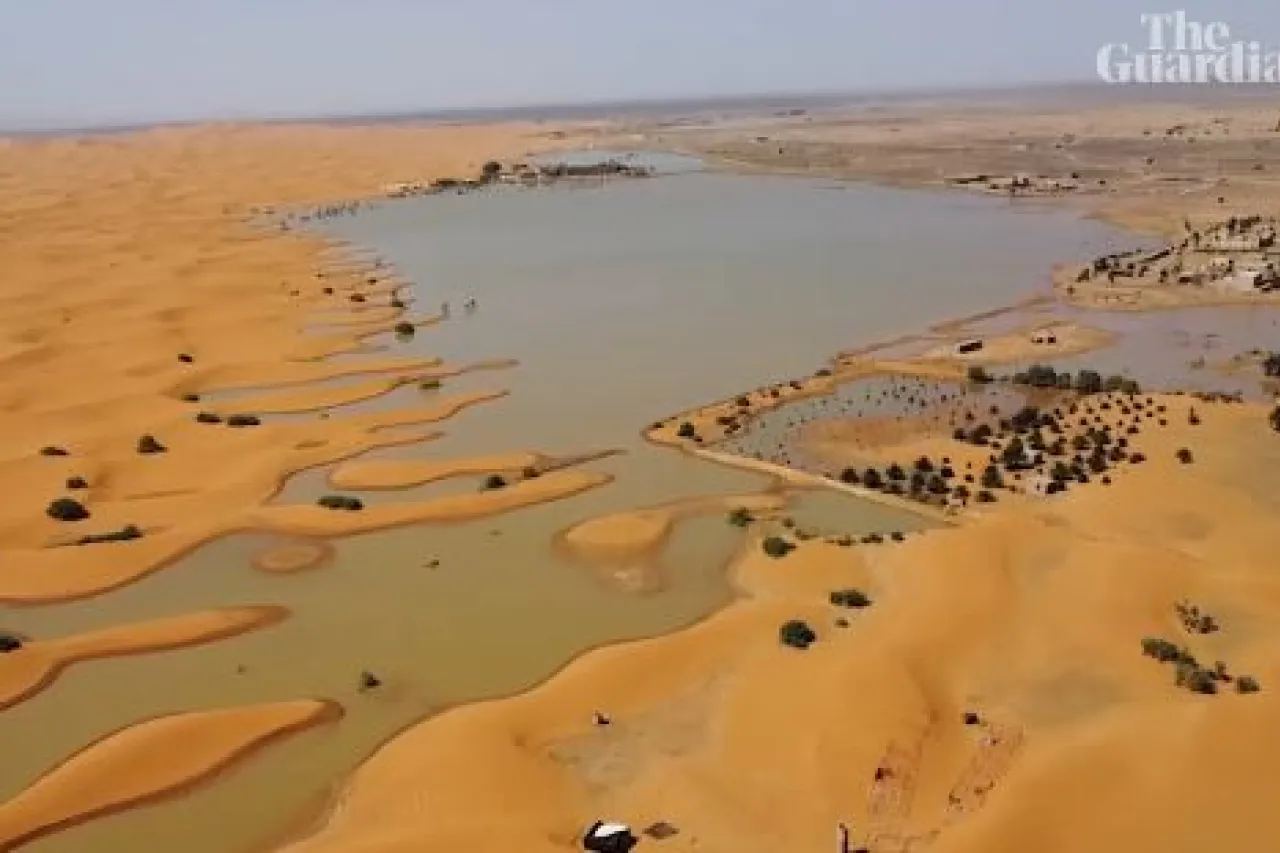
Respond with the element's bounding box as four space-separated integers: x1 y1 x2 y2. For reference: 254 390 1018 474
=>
0 155 1146 853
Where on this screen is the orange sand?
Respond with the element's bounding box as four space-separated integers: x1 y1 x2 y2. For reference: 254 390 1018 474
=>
0 700 339 851
0 606 285 711
280 395 1280 853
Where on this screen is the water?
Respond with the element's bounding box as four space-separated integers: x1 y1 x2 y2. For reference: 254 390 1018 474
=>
0 158 1144 853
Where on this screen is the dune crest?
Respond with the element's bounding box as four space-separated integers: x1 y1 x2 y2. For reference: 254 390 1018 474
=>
0 700 340 852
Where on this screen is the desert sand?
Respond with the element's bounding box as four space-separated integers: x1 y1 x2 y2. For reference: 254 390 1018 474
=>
251 540 334 574
280 395 1280 853
0 700 340 852
6 93 1280 853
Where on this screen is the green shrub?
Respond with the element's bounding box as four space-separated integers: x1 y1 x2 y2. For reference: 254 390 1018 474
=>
779 620 817 650
318 495 364 511
481 474 507 490
46 498 90 522
77 524 143 545
829 589 872 609
136 435 167 455
762 536 796 559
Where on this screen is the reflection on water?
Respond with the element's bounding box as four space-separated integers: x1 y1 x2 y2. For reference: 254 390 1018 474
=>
0 160 1147 853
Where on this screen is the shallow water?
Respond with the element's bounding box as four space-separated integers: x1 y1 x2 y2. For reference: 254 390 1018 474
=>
0 158 1146 853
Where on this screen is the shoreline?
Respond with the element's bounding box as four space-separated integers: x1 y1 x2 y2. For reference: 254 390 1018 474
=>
5 106 1280 853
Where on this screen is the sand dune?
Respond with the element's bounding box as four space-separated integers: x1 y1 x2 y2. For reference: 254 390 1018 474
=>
0 606 286 710
280 395 1280 853
0 700 340 852
247 469 614 537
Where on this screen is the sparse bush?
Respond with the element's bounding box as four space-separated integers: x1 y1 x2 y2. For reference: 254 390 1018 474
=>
318 495 364 511
181 393 201 402
762 536 796 559
39 446 68 457
830 588 872 608
178 353 194 363
1176 447 1193 464
886 463 906 481
779 619 817 650
862 468 884 489
0 634 22 653
77 524 143 545
677 422 696 439
966 365 993 384
65 476 88 490
839 468 860 484
46 498 90 522
1237 675 1261 694
419 378 442 390
394 321 415 336
136 435 166 455
226 414 261 427
481 474 507 490
1141 637 1182 662
196 412 223 424
727 507 753 527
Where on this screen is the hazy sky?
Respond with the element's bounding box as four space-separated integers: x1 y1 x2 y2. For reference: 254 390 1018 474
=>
1 1 1276 129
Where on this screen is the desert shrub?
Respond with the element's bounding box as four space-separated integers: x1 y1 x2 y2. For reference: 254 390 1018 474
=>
862 468 884 489
727 507 753 527
46 498 90 522
1141 637 1183 662
390 298 406 309
521 466 541 479
419 378 442 391
394 321 415 336
77 524 143 545
1176 447 1193 464
735 395 751 407
136 435 167 454
1129 452 1146 464
1237 675 1262 694
677 422 696 439
0 634 22 653
481 474 507 490
839 468 860 484
886 463 906 481
318 495 364 512
226 414 261 427
953 427 968 441
1074 369 1103 394
195 412 223 424
65 476 89 490
966 365 993 384
963 711 981 726
981 465 1004 489
1270 406 1280 433
762 536 796 559
779 620 817 650
1000 437 1027 468
350 293 366 303
829 589 872 609
177 353 194 364
1182 667 1218 695
909 471 926 493
181 393 201 402
1104 374 1128 392
976 490 996 503
927 475 948 495
914 456 934 473
481 160 503 179
39 446 68 457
